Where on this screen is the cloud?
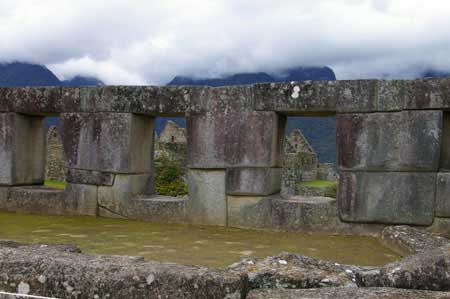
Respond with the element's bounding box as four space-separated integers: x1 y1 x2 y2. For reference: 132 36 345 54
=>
0 0 449 84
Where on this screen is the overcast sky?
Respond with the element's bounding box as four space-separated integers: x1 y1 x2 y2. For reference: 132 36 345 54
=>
0 0 449 84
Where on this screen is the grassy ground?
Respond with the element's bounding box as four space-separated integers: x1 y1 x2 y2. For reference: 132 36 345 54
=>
44 180 66 190
298 180 337 188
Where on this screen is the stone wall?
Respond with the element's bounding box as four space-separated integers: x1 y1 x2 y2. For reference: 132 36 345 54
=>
45 126 65 182
0 79 449 229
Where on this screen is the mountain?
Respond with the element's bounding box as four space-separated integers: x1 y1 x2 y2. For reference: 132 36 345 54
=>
422 70 450 78
167 66 337 163
62 75 104 87
0 62 61 87
168 66 336 86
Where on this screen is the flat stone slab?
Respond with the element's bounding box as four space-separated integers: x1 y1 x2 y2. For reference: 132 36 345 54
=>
381 226 450 255
0 242 245 299
247 288 450 299
227 252 366 289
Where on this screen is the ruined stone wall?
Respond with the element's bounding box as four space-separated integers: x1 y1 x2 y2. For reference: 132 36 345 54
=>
0 79 449 229
45 126 65 182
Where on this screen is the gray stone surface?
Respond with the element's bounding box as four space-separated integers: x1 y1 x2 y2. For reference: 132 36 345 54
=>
0 113 45 185
127 195 187 223
272 195 341 232
64 183 99 216
98 174 152 217
404 78 450 110
247 288 450 299
436 172 450 217
357 246 450 291
61 113 154 173
187 111 284 168
187 169 227 226
0 186 65 215
227 252 363 289
227 195 272 229
337 111 442 171
338 172 436 225
226 168 281 196
5 87 64 114
380 226 450 255
66 168 115 186
0 243 245 299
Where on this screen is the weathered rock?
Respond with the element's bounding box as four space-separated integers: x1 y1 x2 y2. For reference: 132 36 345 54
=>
381 226 450 255
5 87 64 114
357 246 450 291
337 111 442 171
436 172 450 217
226 168 281 196
227 195 272 229
64 183 99 216
126 195 187 223
0 113 45 185
404 78 450 109
61 113 154 173
338 171 436 225
66 168 115 186
98 174 153 217
429 218 450 239
227 252 364 289
0 186 64 215
0 243 246 299
187 169 227 226
187 111 284 168
247 287 450 299
272 195 341 232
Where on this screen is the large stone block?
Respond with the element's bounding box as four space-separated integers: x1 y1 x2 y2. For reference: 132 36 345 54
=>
126 195 187 223
0 113 45 185
5 87 63 114
254 81 337 114
226 167 281 195
227 195 272 228
404 78 450 109
61 113 154 173
272 195 340 231
66 168 115 186
187 169 227 226
98 174 153 217
338 171 435 225
64 183 99 216
436 172 450 217
337 111 442 171
0 88 10 112
187 111 284 168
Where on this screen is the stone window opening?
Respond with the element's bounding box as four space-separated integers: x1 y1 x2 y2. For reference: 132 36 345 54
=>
44 116 66 189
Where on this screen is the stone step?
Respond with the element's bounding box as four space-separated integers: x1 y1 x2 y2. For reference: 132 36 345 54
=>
126 195 188 223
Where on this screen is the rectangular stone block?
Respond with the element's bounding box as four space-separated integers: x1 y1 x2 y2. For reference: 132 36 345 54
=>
187 111 284 168
254 81 338 114
64 183 98 216
98 174 153 217
0 88 10 112
126 195 187 223
187 169 227 226
0 113 45 185
226 168 281 195
338 171 435 225
404 78 450 110
66 168 115 186
61 113 154 173
6 87 64 114
436 172 450 217
337 111 442 171
227 195 272 229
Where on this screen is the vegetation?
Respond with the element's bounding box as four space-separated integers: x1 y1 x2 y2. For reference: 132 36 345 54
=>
298 180 337 188
44 180 66 190
154 155 188 197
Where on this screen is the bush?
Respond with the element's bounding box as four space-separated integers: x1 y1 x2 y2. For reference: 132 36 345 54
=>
154 155 188 197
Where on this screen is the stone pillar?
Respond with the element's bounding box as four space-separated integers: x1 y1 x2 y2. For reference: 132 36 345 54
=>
61 112 155 217
0 113 45 186
336 110 442 225
186 86 284 227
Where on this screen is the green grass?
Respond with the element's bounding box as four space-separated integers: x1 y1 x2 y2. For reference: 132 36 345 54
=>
44 180 66 190
298 180 337 188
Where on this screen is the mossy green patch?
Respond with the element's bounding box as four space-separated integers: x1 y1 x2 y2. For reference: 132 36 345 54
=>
44 180 66 190
298 180 337 188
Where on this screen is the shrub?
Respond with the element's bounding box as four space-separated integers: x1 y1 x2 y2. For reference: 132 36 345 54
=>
154 155 188 196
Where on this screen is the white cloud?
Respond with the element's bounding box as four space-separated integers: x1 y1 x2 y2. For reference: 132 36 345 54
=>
0 0 449 84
